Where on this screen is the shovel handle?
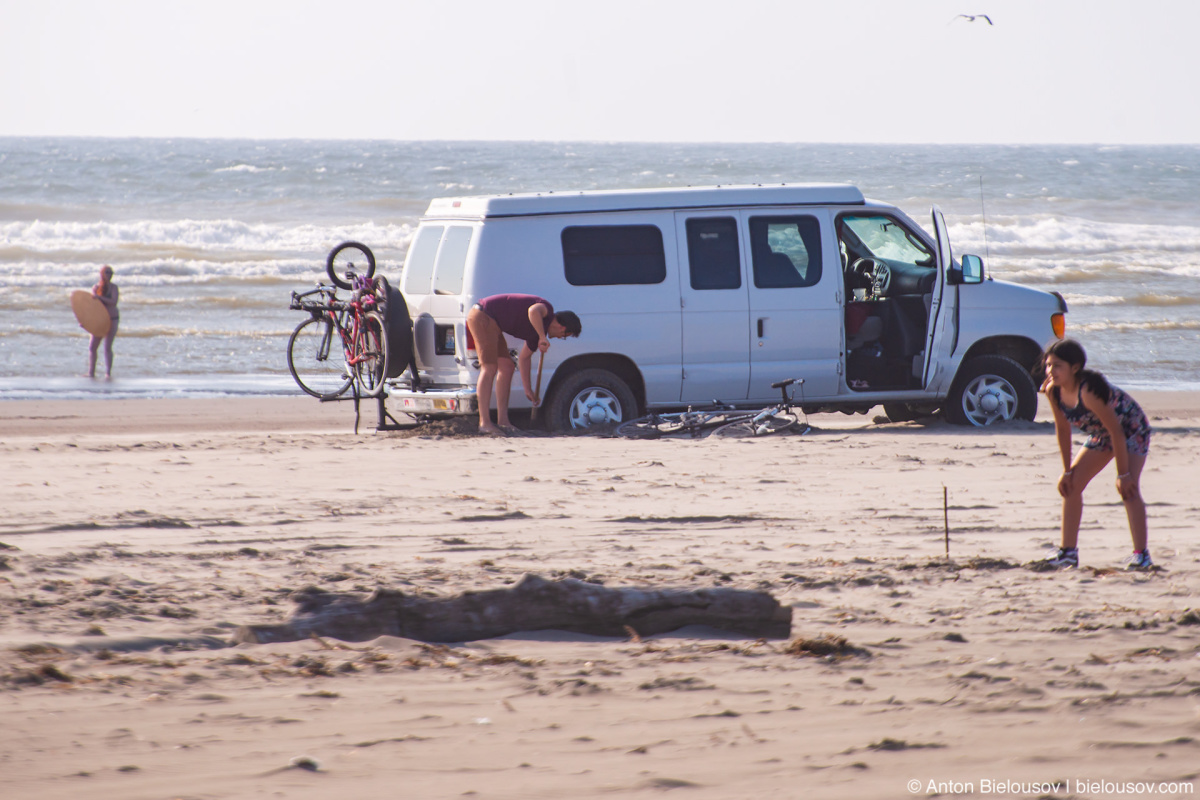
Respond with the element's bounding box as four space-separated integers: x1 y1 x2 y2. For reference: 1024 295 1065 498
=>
530 350 545 421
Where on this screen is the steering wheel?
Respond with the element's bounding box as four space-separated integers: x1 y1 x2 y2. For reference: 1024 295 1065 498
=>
850 257 889 297
849 257 875 289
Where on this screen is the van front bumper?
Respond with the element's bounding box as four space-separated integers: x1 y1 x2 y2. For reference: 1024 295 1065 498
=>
387 386 478 415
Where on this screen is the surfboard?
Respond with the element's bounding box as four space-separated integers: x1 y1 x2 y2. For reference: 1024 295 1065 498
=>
71 290 111 338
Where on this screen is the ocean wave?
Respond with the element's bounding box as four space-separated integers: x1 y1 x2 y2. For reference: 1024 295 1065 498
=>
947 214 1200 259
214 164 281 174
0 325 295 339
0 374 301 400
0 218 415 255
1066 293 1200 307
0 216 415 288
1071 320 1200 333
0 292 288 311
997 258 1200 283
1 259 347 288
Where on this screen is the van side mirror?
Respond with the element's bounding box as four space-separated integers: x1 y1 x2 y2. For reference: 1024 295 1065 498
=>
958 254 985 284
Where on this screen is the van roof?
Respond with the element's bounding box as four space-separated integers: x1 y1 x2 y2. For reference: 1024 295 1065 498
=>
423 183 866 219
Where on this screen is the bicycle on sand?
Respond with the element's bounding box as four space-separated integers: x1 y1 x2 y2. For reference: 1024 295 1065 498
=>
616 378 810 439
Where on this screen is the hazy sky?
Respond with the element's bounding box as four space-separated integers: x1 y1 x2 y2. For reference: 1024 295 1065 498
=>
3 0 1198 143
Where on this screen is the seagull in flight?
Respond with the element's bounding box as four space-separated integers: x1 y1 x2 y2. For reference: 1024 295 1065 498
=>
952 13 993 25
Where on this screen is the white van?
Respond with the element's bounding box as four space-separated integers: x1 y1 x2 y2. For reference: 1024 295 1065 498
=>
388 184 1066 431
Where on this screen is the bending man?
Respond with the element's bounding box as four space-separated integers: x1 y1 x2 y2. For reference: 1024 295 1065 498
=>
466 294 581 434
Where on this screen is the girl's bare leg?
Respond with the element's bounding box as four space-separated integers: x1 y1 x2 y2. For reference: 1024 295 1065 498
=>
1061 446 1112 549
102 320 117 377
87 334 101 378
1122 453 1148 551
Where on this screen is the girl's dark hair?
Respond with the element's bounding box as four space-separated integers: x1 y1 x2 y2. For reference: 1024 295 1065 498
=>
1043 338 1111 403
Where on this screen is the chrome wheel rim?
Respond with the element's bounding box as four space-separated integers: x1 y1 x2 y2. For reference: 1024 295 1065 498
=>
568 387 622 428
961 375 1018 426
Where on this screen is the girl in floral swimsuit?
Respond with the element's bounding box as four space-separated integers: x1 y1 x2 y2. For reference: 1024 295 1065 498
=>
1040 339 1153 570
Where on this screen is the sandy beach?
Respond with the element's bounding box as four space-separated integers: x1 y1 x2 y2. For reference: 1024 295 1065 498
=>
2 394 1199 799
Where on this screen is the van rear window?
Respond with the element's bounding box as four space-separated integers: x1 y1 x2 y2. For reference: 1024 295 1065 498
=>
433 226 472 296
403 225 443 295
562 225 666 286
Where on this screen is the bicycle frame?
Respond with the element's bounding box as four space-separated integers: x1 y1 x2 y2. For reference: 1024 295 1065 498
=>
290 275 383 387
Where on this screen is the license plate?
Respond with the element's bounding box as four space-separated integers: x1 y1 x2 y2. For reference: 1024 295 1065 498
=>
399 397 460 412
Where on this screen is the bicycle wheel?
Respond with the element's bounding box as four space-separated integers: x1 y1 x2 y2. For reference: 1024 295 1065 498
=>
350 310 389 397
616 413 687 439
287 316 351 399
711 411 802 438
326 241 376 291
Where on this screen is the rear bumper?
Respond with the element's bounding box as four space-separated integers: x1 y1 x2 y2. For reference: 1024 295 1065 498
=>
387 386 478 415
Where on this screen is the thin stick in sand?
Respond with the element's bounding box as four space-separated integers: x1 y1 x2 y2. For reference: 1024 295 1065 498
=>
943 485 950 558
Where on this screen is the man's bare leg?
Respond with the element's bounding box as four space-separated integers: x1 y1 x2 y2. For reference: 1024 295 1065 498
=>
466 307 504 434
495 357 517 429
476 362 500 433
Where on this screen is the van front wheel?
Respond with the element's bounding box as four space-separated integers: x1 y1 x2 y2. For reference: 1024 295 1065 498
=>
545 368 636 433
944 355 1037 426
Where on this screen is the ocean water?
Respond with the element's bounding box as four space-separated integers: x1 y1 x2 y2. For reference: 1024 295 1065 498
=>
1 138 1198 399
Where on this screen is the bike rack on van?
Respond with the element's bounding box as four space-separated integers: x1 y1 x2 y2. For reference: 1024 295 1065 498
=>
359 390 415 434
317 383 418 434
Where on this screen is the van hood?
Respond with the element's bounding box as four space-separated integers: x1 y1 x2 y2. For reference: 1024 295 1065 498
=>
959 278 1062 311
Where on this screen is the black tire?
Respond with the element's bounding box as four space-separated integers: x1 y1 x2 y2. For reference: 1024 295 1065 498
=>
712 411 801 438
944 355 1037 426
326 241 376 291
545 368 636 433
287 316 351 399
883 402 920 423
380 277 416 380
351 310 389 398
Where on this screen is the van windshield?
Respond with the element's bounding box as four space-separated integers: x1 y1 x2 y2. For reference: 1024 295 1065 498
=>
840 215 933 267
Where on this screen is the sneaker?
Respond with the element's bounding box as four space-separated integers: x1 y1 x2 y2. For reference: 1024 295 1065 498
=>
1124 550 1153 570
1043 547 1079 569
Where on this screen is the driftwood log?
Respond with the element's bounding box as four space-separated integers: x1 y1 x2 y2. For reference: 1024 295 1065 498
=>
234 573 792 644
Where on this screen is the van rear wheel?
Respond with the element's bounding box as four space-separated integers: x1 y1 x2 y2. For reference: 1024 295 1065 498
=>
545 368 636 433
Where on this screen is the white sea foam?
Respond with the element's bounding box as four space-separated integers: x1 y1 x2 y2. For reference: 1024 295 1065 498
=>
215 164 276 174
948 215 1200 260
2 219 414 254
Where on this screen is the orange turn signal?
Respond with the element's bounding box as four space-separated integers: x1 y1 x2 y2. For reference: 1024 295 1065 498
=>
1051 313 1066 339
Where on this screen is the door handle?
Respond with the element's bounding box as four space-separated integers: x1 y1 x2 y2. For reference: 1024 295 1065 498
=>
757 318 765 338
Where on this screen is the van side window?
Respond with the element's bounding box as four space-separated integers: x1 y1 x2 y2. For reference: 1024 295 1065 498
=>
685 217 741 290
403 225 443 295
433 226 472 296
749 216 823 289
562 225 666 286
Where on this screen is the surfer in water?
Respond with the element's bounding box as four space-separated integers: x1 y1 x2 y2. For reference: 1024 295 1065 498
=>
88 265 119 379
